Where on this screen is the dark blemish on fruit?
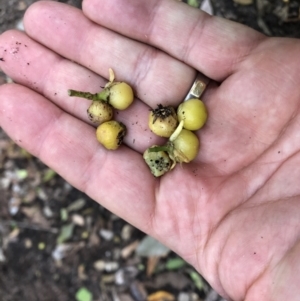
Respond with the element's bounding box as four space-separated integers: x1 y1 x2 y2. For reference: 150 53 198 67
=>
151 104 175 123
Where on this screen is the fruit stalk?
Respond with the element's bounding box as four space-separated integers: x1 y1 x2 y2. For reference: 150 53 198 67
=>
68 89 110 102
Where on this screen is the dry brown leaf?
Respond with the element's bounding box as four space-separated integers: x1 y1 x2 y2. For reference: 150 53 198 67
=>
2 227 20 249
21 206 51 229
8 227 20 240
147 256 160 277
78 264 87 280
22 189 36 204
121 240 139 259
147 291 175 301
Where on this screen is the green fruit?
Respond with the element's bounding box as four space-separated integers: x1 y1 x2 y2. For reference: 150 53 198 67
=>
96 121 126 150
143 146 173 177
148 104 178 138
172 129 199 163
108 82 134 110
87 101 113 125
177 99 208 131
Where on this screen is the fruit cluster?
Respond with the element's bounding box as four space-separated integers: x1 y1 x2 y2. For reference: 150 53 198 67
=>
143 99 208 177
68 69 208 177
68 69 134 150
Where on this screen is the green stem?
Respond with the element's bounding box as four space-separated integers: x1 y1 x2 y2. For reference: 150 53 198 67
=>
148 145 170 153
96 89 110 102
68 89 98 101
68 89 110 102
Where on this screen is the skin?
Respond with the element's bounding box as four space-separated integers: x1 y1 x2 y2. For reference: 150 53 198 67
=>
0 0 300 300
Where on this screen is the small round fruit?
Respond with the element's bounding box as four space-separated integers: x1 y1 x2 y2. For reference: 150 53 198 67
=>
143 146 173 177
96 121 127 150
108 82 134 110
172 129 199 163
87 101 113 125
177 99 208 131
148 104 178 138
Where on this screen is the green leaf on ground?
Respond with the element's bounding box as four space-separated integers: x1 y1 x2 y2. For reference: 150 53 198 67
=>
66 198 86 212
165 257 186 270
187 0 200 7
16 169 28 180
136 235 170 257
60 208 68 221
57 223 75 244
42 168 56 182
75 287 93 301
189 270 206 291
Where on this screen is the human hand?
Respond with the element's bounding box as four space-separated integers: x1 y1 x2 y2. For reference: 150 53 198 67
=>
1 1 300 300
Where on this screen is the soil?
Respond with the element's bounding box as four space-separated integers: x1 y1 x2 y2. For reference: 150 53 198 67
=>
0 1 299 301
212 0 300 37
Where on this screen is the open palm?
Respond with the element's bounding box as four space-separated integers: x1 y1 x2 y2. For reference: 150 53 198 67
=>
1 0 300 300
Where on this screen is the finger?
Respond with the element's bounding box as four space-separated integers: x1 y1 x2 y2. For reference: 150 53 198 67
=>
83 0 266 80
0 30 164 153
23 1 196 106
0 83 156 231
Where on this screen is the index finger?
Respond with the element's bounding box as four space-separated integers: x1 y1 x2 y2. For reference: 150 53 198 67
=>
23 1 196 107
83 0 266 81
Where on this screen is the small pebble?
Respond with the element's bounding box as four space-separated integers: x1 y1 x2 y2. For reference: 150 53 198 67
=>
24 238 32 249
99 229 114 241
93 260 119 272
71 214 85 226
8 197 20 215
43 205 54 218
0 248 6 262
121 224 134 241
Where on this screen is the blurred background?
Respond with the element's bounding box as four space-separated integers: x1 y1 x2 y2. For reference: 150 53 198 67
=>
0 1 299 301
